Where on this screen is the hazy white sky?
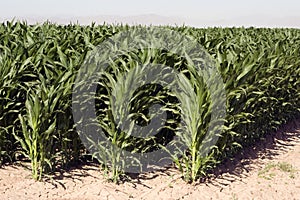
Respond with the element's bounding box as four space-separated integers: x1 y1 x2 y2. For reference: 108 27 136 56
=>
1 0 299 18
1 0 299 27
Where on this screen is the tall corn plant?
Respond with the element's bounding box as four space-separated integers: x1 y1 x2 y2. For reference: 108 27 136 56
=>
0 49 13 164
13 85 56 180
165 60 225 182
12 66 77 180
0 44 28 164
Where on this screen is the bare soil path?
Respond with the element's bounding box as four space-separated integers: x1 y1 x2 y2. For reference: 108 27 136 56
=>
1 119 300 200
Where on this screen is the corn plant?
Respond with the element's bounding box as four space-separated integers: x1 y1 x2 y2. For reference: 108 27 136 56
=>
12 85 54 180
0 39 29 164
0 21 299 182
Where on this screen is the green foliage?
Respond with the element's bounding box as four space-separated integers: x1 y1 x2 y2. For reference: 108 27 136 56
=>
0 21 299 182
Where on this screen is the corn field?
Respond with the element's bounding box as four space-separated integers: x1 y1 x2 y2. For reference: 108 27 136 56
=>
0 21 299 182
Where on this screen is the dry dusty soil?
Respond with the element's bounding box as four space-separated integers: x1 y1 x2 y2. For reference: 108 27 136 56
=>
0 119 300 200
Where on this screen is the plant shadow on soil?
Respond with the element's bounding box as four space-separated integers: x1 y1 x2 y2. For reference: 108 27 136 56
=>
43 155 176 190
31 117 300 189
206 117 300 187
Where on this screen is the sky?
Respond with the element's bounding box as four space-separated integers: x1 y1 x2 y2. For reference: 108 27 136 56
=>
1 0 300 27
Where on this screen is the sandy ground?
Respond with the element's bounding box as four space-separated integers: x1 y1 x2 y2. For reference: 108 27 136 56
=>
0 119 299 200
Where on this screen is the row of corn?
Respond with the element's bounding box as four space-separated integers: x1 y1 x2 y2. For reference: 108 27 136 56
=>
0 21 299 182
